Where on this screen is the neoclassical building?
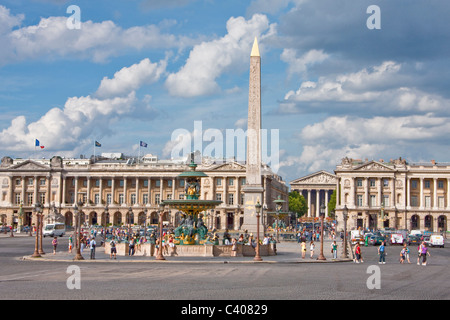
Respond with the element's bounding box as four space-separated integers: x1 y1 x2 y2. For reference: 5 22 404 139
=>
290 170 337 218
0 155 288 231
334 157 450 232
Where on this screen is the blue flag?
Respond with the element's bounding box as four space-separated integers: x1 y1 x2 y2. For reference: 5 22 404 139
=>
95 141 101 147
140 141 148 148
35 139 40 147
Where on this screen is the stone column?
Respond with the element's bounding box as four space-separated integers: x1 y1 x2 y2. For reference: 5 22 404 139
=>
315 189 320 217
420 177 424 209
136 177 139 205
433 178 438 210
307 189 311 217
407 177 411 209
86 177 91 205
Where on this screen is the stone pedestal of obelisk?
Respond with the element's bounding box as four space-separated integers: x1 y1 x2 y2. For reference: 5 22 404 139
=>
241 38 264 237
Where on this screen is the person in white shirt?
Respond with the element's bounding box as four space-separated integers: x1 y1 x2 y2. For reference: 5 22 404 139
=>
90 237 96 260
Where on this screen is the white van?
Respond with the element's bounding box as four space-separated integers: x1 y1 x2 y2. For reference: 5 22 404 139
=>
426 235 444 248
43 223 65 237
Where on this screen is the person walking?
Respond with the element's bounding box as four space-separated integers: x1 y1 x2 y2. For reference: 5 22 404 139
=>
331 241 338 260
128 237 135 256
301 240 307 259
420 241 431 266
378 241 386 264
354 243 363 263
309 241 315 259
52 237 58 255
402 243 411 264
110 237 117 259
90 237 96 260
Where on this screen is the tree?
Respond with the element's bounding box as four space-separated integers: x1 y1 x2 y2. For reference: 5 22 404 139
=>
289 191 308 218
328 189 337 218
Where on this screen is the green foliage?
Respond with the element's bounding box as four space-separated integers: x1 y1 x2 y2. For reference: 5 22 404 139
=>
328 189 337 218
288 191 308 218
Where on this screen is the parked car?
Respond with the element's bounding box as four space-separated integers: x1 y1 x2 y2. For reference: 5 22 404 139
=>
407 235 421 246
368 234 386 246
390 233 405 245
425 235 444 248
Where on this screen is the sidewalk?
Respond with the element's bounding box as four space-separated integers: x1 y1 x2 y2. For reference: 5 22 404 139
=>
22 240 353 264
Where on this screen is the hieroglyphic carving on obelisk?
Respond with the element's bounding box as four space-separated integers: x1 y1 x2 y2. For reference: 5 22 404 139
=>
241 37 264 235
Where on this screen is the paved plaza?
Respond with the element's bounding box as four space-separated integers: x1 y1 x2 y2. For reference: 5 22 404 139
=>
0 233 449 304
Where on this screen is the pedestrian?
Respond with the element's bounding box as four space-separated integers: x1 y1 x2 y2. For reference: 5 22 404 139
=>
90 237 96 260
354 243 363 263
420 242 431 266
68 235 73 253
417 243 423 265
128 237 135 256
331 241 338 259
52 237 58 255
309 241 315 259
403 243 411 264
378 241 386 264
231 238 237 257
110 237 117 259
400 247 406 263
301 240 307 259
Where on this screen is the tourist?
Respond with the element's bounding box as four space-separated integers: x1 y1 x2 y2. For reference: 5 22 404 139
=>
301 240 307 259
90 237 96 260
310 241 315 259
52 237 58 255
378 241 386 264
128 237 135 256
231 238 237 257
331 241 338 260
420 242 431 266
110 237 117 260
354 243 363 263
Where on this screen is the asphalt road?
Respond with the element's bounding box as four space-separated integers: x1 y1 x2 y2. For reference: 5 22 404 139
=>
0 234 449 303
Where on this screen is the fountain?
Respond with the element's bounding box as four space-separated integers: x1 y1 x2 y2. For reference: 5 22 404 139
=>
163 160 222 245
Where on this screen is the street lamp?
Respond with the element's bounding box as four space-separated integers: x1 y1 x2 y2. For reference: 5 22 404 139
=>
31 203 42 258
143 208 148 239
273 196 286 243
156 201 166 260
254 200 263 262
317 203 326 261
73 201 84 260
341 204 349 259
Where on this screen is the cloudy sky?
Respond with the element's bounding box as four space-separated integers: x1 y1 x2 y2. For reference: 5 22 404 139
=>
1 0 450 186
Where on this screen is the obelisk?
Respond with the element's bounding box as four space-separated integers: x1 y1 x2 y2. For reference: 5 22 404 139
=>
241 37 264 235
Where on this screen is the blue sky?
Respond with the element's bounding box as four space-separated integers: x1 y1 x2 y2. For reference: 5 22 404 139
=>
1 0 450 186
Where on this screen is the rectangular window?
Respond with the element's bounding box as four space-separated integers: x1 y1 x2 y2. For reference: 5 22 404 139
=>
168 180 172 187
356 195 363 206
216 178 222 186
438 196 445 208
215 193 222 201
425 196 431 208
131 193 136 205
357 179 363 187
40 179 46 186
167 193 172 200
107 179 112 187
240 193 244 205
228 178 234 186
143 180 148 187
94 194 100 205
106 193 112 205
383 179 389 187
155 180 161 187
95 179 100 187
382 195 389 207
39 193 45 204
411 196 418 207
119 180 124 187
241 178 246 186
228 193 234 205
143 193 148 205
119 193 124 205
179 180 185 187
16 178 21 186
15 193 21 205
28 178 34 186
370 195 376 207
425 180 430 189
27 193 33 206
370 179 376 187
179 194 184 200
438 180 444 189
411 180 418 189
155 194 160 204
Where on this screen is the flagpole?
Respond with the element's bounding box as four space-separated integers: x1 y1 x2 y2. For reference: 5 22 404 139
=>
93 140 96 163
138 142 141 165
